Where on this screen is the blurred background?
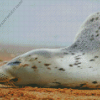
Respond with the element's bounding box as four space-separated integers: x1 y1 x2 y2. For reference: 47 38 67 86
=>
0 0 100 53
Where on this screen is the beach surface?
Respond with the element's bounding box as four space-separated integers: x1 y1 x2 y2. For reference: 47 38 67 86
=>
0 44 100 100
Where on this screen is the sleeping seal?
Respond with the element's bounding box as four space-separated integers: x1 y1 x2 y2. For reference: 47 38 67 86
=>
0 12 100 88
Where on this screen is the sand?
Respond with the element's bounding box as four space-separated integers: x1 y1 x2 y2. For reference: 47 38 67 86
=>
0 45 100 100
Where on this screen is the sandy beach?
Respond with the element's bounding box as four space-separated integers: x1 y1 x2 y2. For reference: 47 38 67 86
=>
0 44 100 100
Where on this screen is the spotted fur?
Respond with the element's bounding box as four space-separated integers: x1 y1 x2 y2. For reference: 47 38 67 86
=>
1 12 100 88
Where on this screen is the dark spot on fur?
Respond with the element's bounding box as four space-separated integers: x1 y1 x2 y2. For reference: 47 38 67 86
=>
69 64 73 67
80 83 86 87
55 67 57 68
35 58 38 60
96 34 99 37
32 65 37 69
96 17 99 20
90 59 95 61
74 62 81 65
92 81 97 84
90 18 94 22
59 68 65 71
44 64 51 66
38 61 41 63
77 66 80 67
94 56 99 58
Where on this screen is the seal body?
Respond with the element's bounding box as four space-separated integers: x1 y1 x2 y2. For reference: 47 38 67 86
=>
1 12 100 88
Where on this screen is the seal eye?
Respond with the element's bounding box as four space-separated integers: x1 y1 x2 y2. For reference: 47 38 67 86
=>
8 61 21 65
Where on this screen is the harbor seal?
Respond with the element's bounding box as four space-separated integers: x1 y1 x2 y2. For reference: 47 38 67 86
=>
1 12 100 88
